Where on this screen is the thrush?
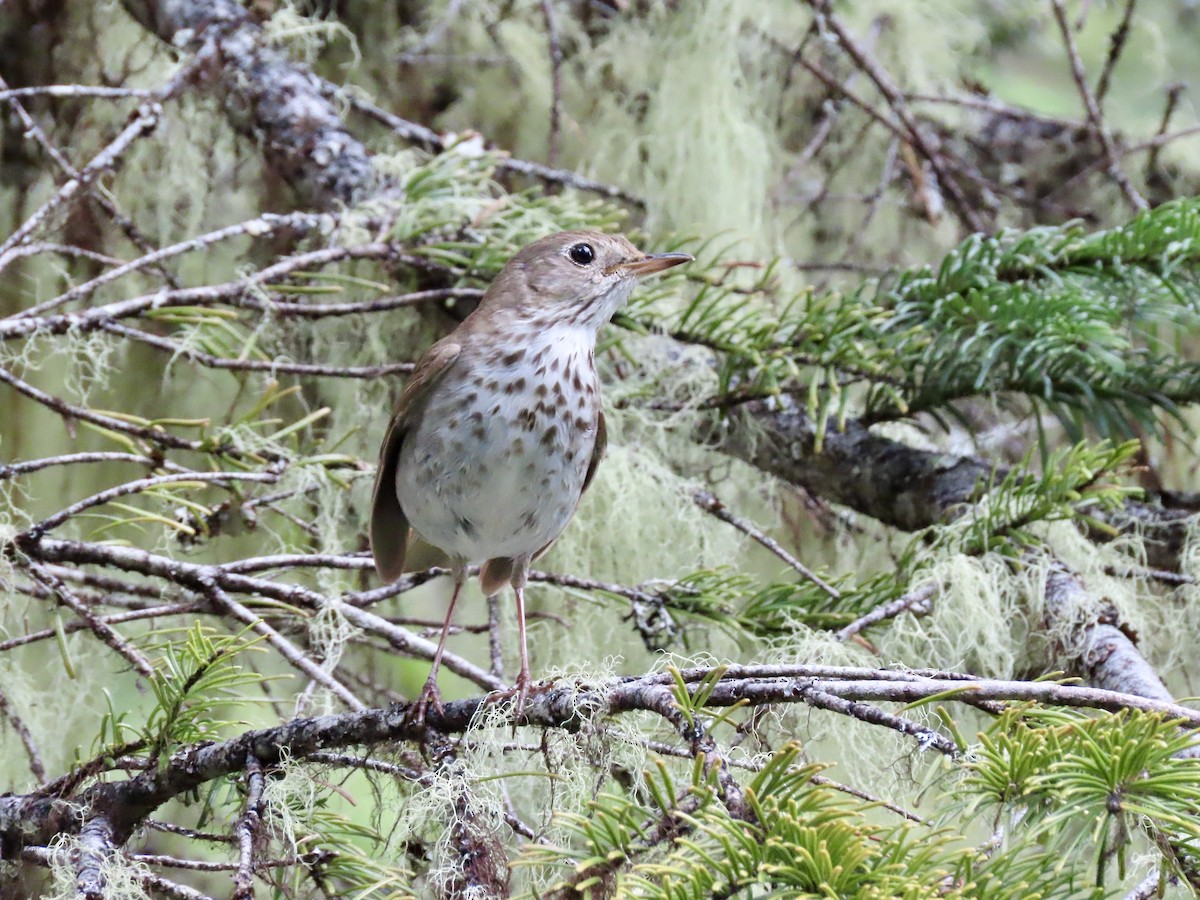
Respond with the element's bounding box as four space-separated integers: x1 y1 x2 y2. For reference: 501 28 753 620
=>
370 230 691 723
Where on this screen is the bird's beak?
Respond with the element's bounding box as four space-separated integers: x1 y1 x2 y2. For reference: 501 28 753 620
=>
607 252 693 278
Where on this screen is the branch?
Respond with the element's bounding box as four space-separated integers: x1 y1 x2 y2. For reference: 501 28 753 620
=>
3 665 1196 853
119 0 373 208
717 398 1194 570
231 756 264 900
1049 0 1147 211
12 536 505 693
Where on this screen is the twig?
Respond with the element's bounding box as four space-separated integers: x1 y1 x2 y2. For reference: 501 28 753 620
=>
133 850 333 872
262 287 483 319
22 846 215 900
1104 564 1193 586
0 243 398 341
232 756 265 900
304 751 427 783
26 470 281 539
1049 0 1147 211
796 685 958 755
0 684 47 783
540 0 564 166
1146 83 1186 177
1094 0 1138 107
0 363 204 453
101 322 415 379
642 737 925 823
22 211 327 320
0 242 125 266
144 820 236 843
906 91 1080 128
805 0 987 232
692 489 840 598
0 74 181 285
0 603 204 653
0 85 154 101
25 565 156 678
835 583 937 642
201 581 366 711
345 94 645 206
0 57 201 272
0 451 188 481
18 537 505 693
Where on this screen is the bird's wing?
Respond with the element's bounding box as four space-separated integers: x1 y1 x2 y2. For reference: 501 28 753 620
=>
370 340 462 582
580 408 607 498
529 410 607 565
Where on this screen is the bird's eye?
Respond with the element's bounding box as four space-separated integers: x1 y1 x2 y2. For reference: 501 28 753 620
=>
568 243 595 266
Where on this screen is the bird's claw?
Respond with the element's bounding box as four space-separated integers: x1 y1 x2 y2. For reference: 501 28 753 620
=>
406 677 445 729
488 672 556 730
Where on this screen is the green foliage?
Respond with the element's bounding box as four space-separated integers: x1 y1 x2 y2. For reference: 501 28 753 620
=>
960 708 1200 889
866 200 1200 434
630 440 1139 643
518 742 1109 899
627 200 1200 448
138 625 264 768
921 439 1141 558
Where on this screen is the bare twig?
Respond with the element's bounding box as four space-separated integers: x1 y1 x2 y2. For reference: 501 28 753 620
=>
22 846 215 900
101 322 415 379
202 582 366 711
0 243 398 341
0 452 188 481
18 537 505 692
805 0 987 232
0 56 203 272
1094 0 1138 107
540 0 564 166
692 489 841 598
22 212 327 320
1147 83 1186 177
232 756 265 900
25 565 155 678
0 85 154 101
0 74 181 284
835 583 937 642
0 685 47 783
345 94 645 206
0 603 203 653
1049 0 1147 211
25 471 281 539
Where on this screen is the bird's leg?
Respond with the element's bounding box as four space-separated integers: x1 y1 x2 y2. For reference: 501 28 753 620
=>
483 558 536 727
512 575 532 725
409 560 467 727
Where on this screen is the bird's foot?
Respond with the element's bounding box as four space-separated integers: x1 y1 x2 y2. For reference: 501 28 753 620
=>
405 676 444 730
487 671 556 730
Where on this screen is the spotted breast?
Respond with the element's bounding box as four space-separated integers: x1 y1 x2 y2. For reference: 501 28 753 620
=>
393 323 601 565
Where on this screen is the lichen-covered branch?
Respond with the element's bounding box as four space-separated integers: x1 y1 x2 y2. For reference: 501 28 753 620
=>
118 0 373 207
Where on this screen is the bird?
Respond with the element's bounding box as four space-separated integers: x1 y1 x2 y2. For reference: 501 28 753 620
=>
370 230 692 723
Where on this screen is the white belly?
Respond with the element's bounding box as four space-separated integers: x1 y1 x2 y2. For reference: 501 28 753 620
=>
394 331 599 563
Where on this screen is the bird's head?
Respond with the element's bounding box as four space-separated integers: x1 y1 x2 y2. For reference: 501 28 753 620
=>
481 230 692 331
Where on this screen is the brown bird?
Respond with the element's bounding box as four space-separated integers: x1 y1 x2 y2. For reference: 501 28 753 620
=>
370 231 691 722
